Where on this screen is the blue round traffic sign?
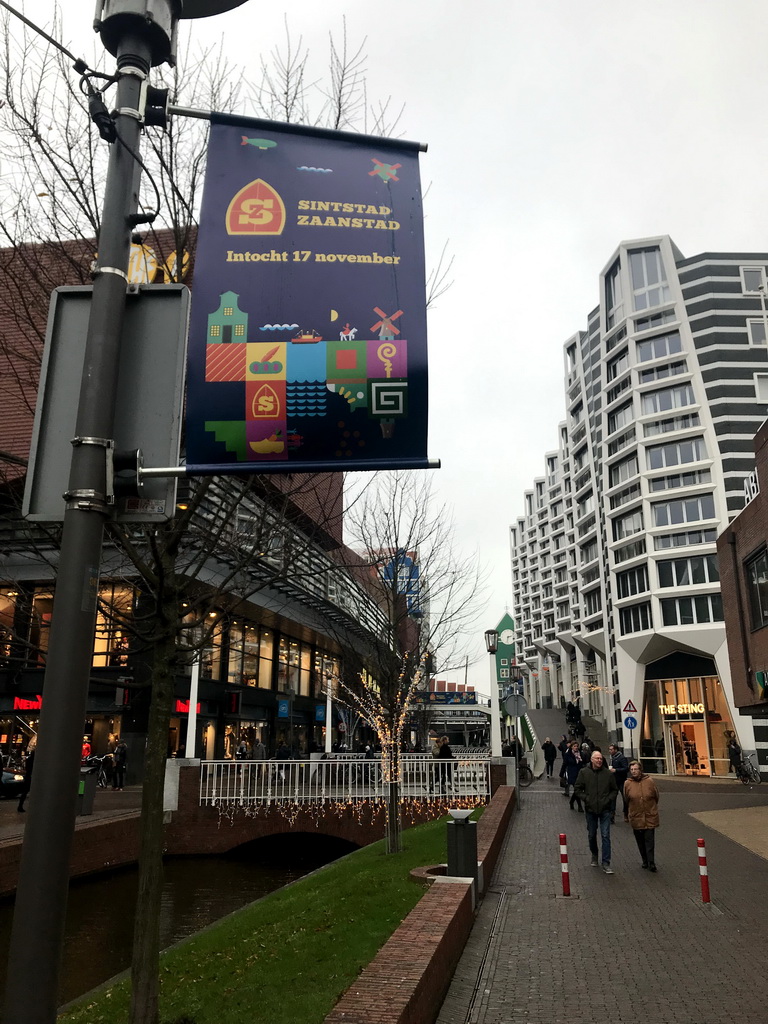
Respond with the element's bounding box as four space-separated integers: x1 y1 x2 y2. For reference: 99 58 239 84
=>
624 715 637 730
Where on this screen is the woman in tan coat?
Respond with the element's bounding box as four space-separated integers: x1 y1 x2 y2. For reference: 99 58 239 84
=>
624 760 660 872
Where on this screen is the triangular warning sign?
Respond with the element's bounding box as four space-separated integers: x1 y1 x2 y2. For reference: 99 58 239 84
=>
623 700 638 714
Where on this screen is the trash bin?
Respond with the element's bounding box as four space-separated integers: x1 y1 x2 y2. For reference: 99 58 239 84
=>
78 770 98 815
446 808 477 882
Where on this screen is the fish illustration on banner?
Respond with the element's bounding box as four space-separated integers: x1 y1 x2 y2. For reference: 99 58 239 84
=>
184 116 430 474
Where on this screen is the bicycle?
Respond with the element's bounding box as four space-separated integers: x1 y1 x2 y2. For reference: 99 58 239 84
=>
518 758 534 788
735 754 762 785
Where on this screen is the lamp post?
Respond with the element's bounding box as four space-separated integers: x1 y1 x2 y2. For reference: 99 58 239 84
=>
324 676 333 754
483 629 503 758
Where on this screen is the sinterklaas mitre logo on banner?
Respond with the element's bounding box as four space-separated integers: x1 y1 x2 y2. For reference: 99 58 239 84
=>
226 178 286 235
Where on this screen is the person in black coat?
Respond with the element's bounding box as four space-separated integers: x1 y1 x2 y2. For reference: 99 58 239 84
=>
541 737 557 778
563 741 585 810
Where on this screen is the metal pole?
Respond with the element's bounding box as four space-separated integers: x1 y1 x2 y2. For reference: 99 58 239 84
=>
186 659 201 758
489 655 502 758
2 33 151 1024
325 678 333 754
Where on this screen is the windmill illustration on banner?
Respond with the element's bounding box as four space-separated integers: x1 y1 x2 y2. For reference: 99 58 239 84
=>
371 307 404 340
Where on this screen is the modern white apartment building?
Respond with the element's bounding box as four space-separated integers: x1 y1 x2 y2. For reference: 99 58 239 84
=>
510 236 768 776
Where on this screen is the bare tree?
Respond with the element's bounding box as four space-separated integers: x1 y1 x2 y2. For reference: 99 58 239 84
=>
336 471 487 853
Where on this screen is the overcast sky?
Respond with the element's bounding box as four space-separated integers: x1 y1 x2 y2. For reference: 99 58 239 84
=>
16 1 768 690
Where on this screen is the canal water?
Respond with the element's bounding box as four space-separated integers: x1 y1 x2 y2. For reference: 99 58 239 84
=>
0 833 353 1006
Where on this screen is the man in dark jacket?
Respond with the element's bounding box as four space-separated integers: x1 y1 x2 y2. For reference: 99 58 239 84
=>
574 750 618 873
608 743 629 821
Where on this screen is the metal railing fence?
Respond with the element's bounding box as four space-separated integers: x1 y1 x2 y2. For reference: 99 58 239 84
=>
199 756 491 806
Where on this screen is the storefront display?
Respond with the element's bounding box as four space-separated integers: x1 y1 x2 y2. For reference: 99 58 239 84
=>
640 674 738 776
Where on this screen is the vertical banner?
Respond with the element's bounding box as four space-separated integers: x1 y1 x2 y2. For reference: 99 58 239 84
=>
185 115 430 474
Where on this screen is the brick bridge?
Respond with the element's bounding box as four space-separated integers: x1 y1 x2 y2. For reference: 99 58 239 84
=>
0 759 507 895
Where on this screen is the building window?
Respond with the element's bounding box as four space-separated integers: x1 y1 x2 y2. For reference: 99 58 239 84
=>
278 636 312 697
654 528 717 550
746 549 768 629
607 428 636 457
658 555 720 588
609 453 639 487
639 360 688 384
227 623 274 689
605 324 628 353
652 494 716 528
635 309 676 333
93 585 135 668
584 589 602 616
740 266 767 293
614 539 647 563
605 259 623 329
608 401 633 435
636 330 682 363
649 469 712 492
660 594 724 626
613 508 644 542
646 436 707 471
616 564 649 598
607 349 630 381
643 413 700 437
641 383 696 415
607 376 631 404
580 539 598 564
619 601 652 635
747 319 767 345
755 373 768 403
610 482 642 509
630 248 671 311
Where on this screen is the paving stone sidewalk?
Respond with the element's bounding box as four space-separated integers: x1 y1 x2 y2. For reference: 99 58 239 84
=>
437 774 768 1024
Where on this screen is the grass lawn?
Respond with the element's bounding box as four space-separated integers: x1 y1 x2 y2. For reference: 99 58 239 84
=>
59 808 481 1024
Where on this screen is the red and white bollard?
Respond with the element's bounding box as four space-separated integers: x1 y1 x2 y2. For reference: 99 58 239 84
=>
559 832 571 896
697 837 711 903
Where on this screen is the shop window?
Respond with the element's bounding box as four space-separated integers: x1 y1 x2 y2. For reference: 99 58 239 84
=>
92 585 134 668
258 630 274 689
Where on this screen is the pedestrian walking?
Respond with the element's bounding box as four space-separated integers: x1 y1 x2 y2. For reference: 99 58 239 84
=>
624 760 660 871
557 734 569 787
607 742 629 821
542 736 557 778
563 740 585 810
574 750 618 873
253 737 266 760
436 734 454 793
17 748 34 813
112 737 127 790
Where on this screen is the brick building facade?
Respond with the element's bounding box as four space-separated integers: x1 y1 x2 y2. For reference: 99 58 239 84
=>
717 418 768 771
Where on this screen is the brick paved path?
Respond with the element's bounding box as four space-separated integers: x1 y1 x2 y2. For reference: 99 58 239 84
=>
437 774 768 1024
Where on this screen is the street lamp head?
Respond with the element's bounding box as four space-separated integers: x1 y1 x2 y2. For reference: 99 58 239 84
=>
484 628 499 655
179 0 251 16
